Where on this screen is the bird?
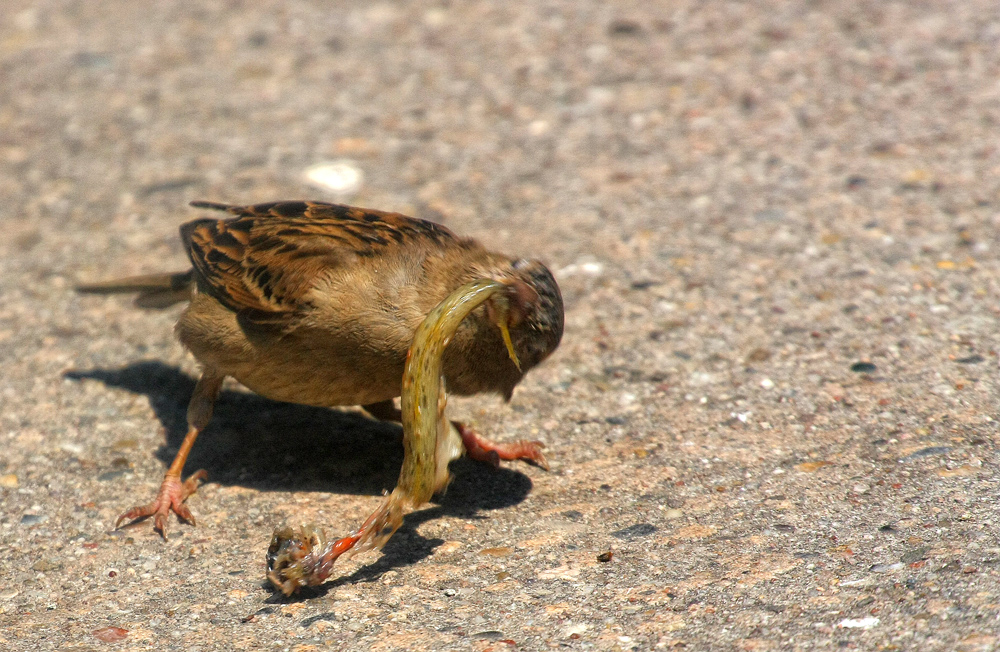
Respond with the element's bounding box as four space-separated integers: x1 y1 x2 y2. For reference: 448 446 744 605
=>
77 200 564 542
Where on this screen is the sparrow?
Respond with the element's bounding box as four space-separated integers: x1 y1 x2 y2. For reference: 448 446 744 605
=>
77 200 564 544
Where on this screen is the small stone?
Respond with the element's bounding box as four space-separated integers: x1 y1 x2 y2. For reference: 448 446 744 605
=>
303 160 363 197
937 464 975 477
760 378 775 389
20 514 47 526
870 562 904 572
32 558 62 572
0 474 18 488
301 612 337 628
850 361 877 373
901 446 951 461
900 547 930 564
795 461 833 473
93 627 128 642
443 588 457 597
611 523 657 540
434 540 463 555
607 19 642 36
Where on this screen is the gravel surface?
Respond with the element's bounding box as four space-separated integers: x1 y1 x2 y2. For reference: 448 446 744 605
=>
3 1 1000 650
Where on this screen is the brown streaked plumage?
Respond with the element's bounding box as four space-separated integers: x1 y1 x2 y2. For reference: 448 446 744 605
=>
77 200 564 539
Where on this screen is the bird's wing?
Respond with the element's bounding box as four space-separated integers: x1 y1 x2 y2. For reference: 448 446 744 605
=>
182 200 459 325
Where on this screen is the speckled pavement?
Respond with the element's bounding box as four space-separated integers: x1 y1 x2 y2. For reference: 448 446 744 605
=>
2 1 1000 650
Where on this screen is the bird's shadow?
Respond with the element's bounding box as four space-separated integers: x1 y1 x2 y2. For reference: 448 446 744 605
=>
65 361 535 586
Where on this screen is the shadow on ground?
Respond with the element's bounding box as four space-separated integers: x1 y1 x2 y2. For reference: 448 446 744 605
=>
66 361 533 582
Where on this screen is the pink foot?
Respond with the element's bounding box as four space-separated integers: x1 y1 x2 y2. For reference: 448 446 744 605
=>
115 470 207 539
455 423 549 470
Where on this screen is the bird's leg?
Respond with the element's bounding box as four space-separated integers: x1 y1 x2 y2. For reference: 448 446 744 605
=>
454 421 548 470
363 397 548 470
115 370 224 539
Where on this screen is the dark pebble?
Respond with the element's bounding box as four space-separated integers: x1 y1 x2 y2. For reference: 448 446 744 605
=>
901 446 951 461
900 547 930 564
956 354 985 364
611 523 657 540
607 20 642 36
20 514 47 525
850 361 877 373
301 612 337 628
630 280 660 290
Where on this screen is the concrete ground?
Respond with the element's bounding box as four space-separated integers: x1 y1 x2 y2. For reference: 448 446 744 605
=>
2 0 999 650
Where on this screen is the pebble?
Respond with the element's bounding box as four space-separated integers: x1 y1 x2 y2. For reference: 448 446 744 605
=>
303 160 363 197
870 562 904 572
0 474 18 488
92 627 128 642
611 523 657 540
558 261 604 277
301 612 337 628
901 446 951 461
900 547 929 564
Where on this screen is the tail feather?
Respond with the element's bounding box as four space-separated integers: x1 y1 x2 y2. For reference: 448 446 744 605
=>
77 270 194 309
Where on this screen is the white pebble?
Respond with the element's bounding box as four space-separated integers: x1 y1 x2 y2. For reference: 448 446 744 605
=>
303 160 363 197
